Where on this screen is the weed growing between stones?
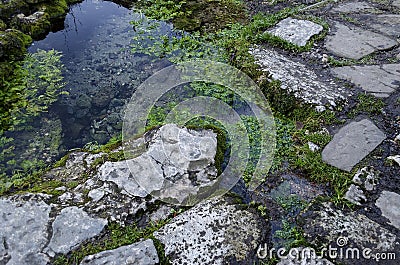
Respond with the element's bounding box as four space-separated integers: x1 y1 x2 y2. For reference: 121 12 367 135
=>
274 220 307 250
349 93 385 118
53 220 172 265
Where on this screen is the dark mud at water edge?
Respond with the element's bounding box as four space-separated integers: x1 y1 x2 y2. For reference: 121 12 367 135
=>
2 0 173 173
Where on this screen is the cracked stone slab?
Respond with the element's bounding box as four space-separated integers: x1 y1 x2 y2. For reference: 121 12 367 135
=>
250 47 350 107
80 239 159 265
375 191 400 230
47 206 107 255
112 124 218 204
0 195 51 265
325 22 398 60
96 160 152 198
154 197 265 265
322 119 386 171
266 17 323 46
300 202 399 256
331 64 400 97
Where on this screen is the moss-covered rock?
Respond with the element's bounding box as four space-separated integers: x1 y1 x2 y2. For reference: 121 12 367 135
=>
38 0 69 19
0 0 29 21
11 11 51 37
0 29 32 59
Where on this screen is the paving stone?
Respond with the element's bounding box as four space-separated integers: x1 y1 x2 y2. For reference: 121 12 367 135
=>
375 191 400 230
331 1 379 13
267 17 323 46
322 119 386 171
301 202 399 260
250 47 350 107
80 239 159 265
325 22 398 60
361 14 400 37
47 206 107 255
331 64 400 97
154 197 265 265
0 195 51 265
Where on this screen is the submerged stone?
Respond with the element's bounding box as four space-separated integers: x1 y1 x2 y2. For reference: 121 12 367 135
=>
267 17 323 47
325 22 397 60
154 197 266 264
322 119 386 171
80 239 159 265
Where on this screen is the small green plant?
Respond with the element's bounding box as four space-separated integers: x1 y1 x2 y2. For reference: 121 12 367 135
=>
274 220 307 249
257 205 268 217
349 93 385 117
54 220 171 265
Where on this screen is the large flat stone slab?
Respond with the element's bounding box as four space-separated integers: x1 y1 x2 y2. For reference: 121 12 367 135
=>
325 22 398 60
375 191 400 230
47 206 107 255
0 195 51 265
154 197 265 265
362 14 400 37
267 17 323 46
331 64 400 97
80 239 159 265
250 47 350 107
322 119 386 171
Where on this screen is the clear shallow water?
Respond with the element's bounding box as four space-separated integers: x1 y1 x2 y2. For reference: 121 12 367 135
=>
3 0 172 173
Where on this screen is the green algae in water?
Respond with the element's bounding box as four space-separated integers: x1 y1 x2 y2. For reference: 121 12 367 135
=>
1 49 66 176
